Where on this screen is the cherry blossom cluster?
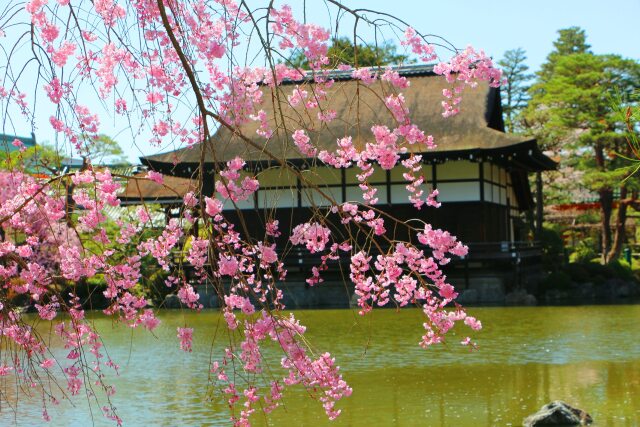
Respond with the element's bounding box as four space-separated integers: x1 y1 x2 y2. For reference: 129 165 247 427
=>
173 191 355 424
210 312 352 424
270 5 330 70
401 155 440 209
434 46 504 117
0 0 507 424
215 157 260 203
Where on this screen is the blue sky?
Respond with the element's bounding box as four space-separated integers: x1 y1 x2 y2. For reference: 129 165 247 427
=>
5 0 639 162
313 0 639 71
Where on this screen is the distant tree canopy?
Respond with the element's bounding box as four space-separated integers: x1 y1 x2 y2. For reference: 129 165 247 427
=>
537 26 591 81
522 26 640 262
288 37 411 69
498 48 532 133
86 134 128 165
531 54 638 148
0 142 62 173
524 27 595 149
0 135 127 173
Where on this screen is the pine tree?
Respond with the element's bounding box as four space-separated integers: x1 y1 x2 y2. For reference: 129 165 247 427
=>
524 27 640 262
498 48 532 133
538 26 591 81
287 37 410 69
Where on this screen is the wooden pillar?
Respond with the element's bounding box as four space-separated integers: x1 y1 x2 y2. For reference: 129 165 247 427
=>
479 161 486 241
464 255 470 289
506 196 512 242
432 163 437 189
341 168 346 204
201 167 215 197
479 161 484 202
164 205 171 225
386 169 391 205
535 171 543 241
296 175 302 208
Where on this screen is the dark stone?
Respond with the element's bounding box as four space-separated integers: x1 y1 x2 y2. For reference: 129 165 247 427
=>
505 289 537 306
461 278 505 304
456 288 478 304
544 289 570 304
523 401 592 426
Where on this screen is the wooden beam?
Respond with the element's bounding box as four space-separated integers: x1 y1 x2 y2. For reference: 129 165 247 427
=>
535 171 543 240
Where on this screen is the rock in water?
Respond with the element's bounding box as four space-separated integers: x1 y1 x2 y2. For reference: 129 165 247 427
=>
523 401 592 426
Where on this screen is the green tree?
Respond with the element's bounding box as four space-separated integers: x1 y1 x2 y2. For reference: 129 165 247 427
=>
526 50 640 262
0 142 63 173
288 37 410 69
524 27 593 149
538 26 591 81
498 48 533 133
88 134 128 165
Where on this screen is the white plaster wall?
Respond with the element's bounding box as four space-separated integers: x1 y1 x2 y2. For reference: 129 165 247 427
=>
301 186 342 207
437 182 481 202
437 160 479 180
257 188 297 209
346 185 388 205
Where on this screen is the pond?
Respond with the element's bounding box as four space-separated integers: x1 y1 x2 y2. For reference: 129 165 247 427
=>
1 305 639 426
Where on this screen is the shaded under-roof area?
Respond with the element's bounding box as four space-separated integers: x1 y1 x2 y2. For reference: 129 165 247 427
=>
141 65 555 175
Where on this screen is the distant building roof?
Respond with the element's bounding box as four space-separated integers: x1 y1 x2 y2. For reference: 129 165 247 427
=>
120 172 197 205
61 157 85 169
0 132 36 152
141 64 555 176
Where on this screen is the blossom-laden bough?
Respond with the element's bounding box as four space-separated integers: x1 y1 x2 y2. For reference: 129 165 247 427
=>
0 0 500 425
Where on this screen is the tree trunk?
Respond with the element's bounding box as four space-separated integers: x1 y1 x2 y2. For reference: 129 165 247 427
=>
606 186 628 263
594 143 613 263
535 171 543 240
65 157 89 226
599 188 614 263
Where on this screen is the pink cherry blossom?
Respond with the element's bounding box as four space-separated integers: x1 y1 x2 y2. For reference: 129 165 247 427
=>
290 222 331 253
292 129 316 157
204 197 223 217
146 170 164 184
184 192 198 207
177 327 194 352
0 1 503 423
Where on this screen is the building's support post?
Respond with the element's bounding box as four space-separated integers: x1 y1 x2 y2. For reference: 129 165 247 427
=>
535 171 543 241
164 205 171 225
201 168 215 197
464 256 470 290
479 161 487 241
386 169 391 205
432 163 437 190
506 196 512 243
341 168 346 205
479 161 484 202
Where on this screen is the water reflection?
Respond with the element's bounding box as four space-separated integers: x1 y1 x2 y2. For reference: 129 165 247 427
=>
255 361 640 427
1 305 639 426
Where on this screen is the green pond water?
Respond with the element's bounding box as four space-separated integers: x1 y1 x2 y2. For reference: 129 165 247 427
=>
1 305 639 426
